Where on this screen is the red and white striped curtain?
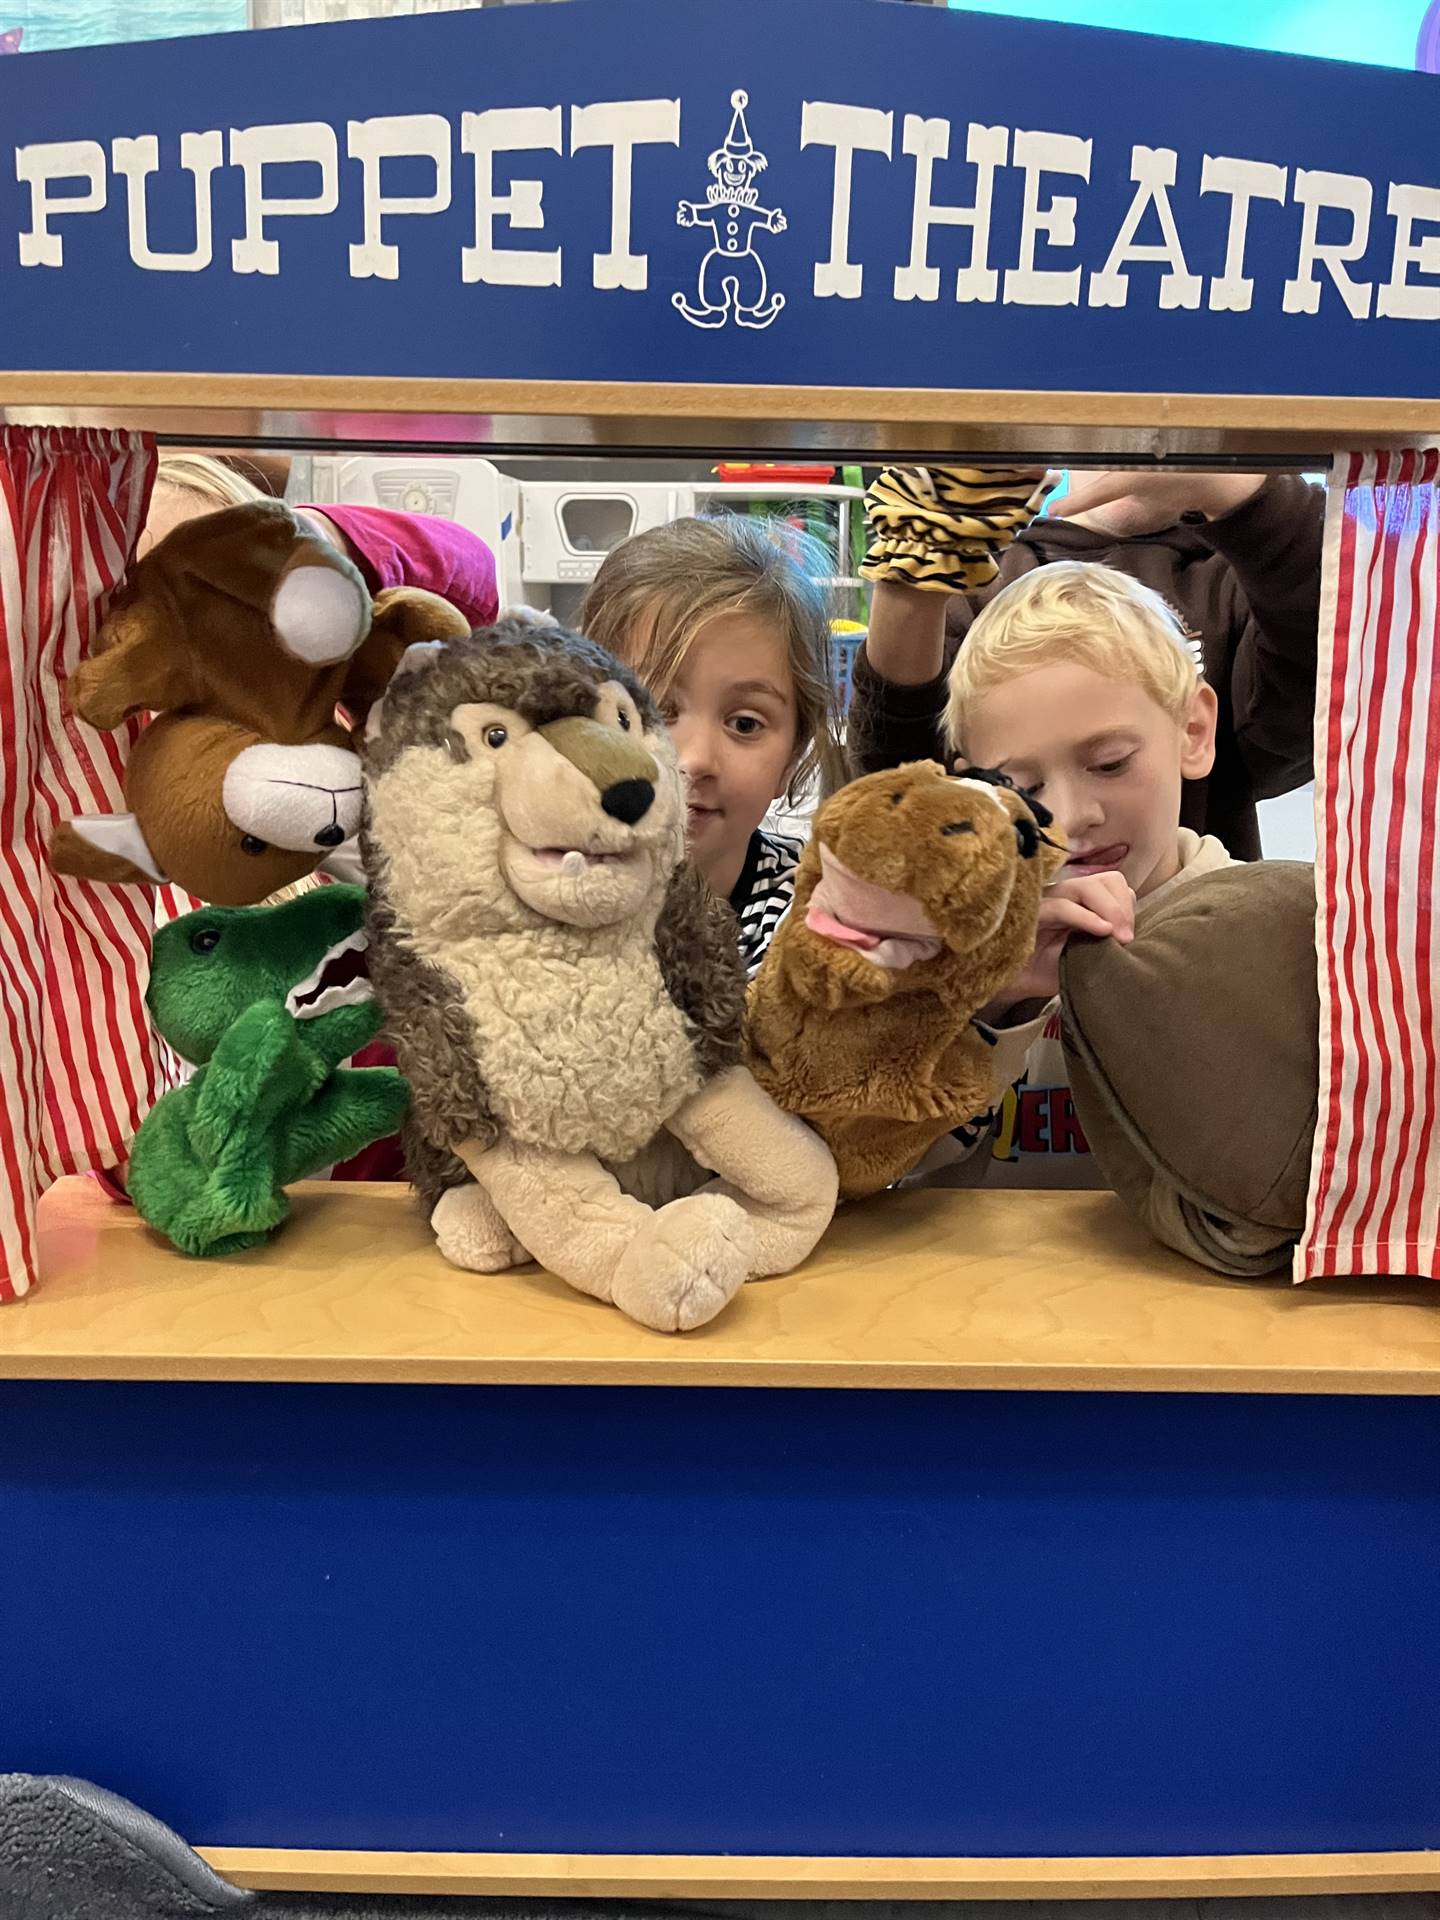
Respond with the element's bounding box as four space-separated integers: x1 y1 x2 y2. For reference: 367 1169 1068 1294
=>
0 427 162 1300
1299 447 1440 1283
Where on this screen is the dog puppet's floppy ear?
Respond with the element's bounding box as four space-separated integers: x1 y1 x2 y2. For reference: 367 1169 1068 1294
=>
74 501 372 732
346 588 471 723
156 499 371 669
50 814 168 889
70 579 200 731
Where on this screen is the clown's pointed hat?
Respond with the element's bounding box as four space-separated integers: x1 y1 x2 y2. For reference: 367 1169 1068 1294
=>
723 89 754 158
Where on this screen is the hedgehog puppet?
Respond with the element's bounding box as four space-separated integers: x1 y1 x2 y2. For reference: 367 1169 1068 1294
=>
360 616 838 1333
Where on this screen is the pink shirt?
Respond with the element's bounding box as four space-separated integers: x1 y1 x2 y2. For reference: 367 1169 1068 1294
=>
302 504 498 630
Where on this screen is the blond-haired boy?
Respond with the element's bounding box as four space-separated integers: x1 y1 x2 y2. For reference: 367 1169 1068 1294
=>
879 559 1234 1188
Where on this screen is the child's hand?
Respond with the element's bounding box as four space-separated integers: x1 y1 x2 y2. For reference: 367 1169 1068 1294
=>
981 872 1135 1024
1054 470 1266 530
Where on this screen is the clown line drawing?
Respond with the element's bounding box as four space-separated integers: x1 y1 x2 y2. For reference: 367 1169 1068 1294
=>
674 90 786 330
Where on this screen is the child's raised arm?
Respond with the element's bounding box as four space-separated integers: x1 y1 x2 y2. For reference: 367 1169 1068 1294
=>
851 465 1049 772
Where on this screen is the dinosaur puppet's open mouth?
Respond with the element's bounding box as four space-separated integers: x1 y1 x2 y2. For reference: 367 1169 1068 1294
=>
805 845 943 970
284 930 373 1020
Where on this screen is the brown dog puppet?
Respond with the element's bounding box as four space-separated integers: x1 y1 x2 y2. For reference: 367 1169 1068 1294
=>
746 761 1065 1198
50 499 470 904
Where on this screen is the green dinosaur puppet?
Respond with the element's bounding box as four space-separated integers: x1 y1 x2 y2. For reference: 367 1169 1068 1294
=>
128 885 410 1257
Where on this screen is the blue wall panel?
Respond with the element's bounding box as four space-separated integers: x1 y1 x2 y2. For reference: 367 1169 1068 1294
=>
3 1382 1438 1855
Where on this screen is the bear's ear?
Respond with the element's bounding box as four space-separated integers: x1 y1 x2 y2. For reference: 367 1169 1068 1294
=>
50 814 169 887
346 587 470 722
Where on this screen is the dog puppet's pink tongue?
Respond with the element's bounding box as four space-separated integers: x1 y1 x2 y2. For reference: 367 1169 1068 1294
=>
805 903 882 949
803 843 942 968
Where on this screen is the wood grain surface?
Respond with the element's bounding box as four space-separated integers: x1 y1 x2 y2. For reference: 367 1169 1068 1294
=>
5 1177 1437 1391
2 371 1439 438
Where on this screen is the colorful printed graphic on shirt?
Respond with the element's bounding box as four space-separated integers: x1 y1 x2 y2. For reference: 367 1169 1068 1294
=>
989 1011 1091 1165
990 1081 1091 1164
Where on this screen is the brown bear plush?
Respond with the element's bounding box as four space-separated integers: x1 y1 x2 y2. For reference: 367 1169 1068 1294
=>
50 499 469 904
746 760 1065 1198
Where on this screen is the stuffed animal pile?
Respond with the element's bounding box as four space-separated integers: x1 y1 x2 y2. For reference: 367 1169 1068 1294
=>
359 615 839 1332
746 760 1065 1198
56 496 1067 1308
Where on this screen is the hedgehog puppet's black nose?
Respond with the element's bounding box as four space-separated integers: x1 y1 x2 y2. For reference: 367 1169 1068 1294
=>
601 778 655 825
314 823 346 848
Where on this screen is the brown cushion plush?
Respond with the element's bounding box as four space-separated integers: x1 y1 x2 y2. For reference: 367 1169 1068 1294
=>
1059 861 1318 1278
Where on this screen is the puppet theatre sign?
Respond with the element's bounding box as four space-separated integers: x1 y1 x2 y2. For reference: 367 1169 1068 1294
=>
2 0 1439 401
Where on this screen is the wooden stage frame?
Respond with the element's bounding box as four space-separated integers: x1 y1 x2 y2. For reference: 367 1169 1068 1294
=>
15 1179 1440 1395
4 372 1440 462
6 325 1440 1901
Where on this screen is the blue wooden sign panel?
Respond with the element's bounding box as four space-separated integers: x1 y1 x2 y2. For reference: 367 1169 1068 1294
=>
1 0 1439 398
5 1380 1440 1856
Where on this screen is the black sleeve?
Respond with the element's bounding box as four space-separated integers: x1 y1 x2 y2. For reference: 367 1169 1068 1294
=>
846 582 993 775
1199 474 1325 802
846 645 952 775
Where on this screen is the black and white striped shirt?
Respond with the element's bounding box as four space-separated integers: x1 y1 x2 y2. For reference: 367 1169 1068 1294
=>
729 830 804 979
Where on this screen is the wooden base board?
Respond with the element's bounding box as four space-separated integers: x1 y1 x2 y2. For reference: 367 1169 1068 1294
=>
197 1847 1440 1900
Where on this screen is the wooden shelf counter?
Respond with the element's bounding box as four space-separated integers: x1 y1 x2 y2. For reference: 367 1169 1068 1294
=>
10 1177 1440 1394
